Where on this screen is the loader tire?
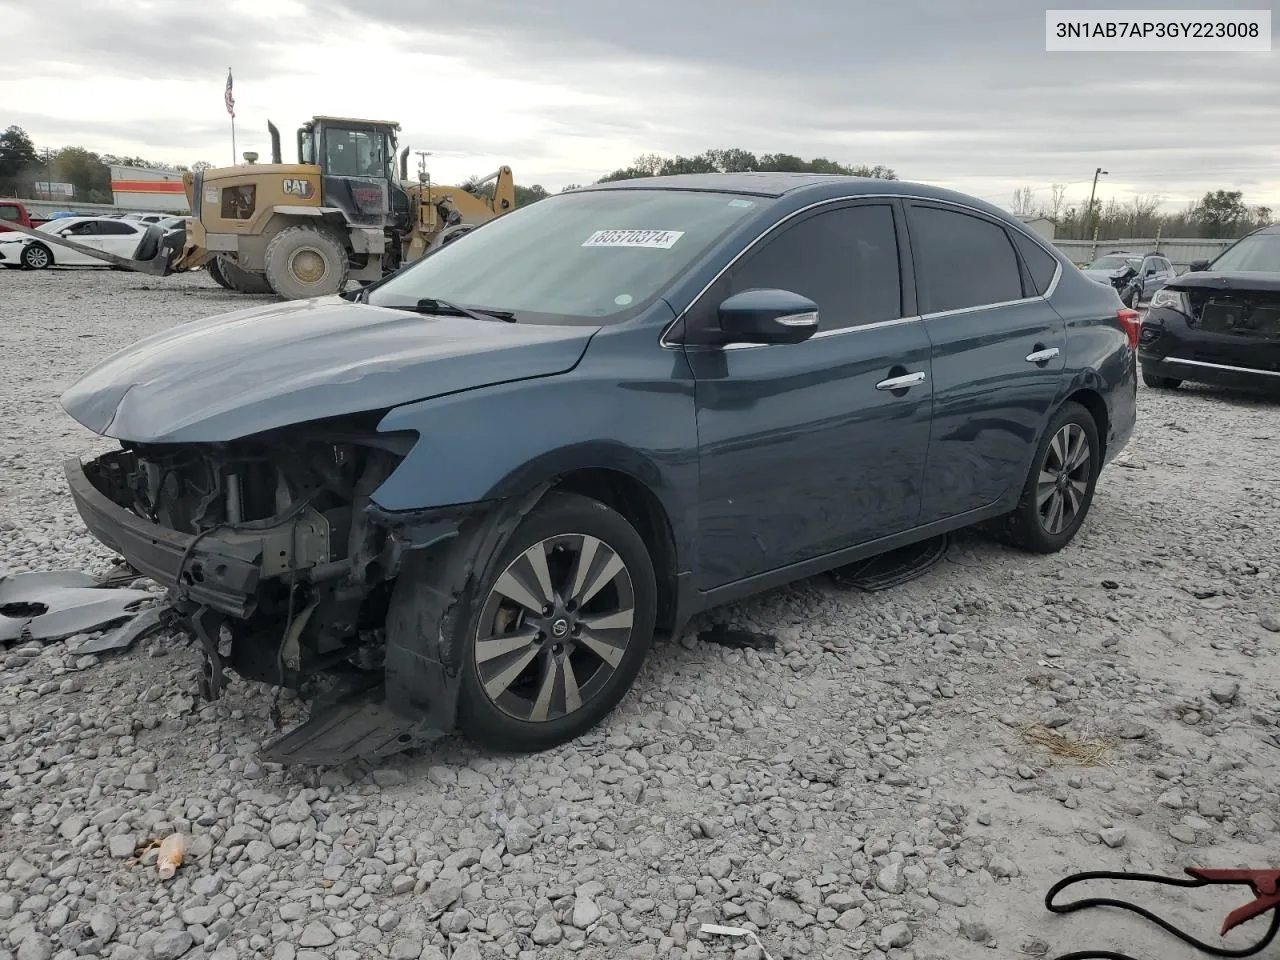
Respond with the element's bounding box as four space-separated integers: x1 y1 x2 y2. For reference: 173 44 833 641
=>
206 257 233 290
217 258 275 295
264 225 348 300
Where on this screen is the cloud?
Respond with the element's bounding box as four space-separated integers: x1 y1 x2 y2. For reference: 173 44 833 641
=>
3 0 1278 210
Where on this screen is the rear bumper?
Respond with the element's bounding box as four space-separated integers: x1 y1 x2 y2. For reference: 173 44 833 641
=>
63 455 263 618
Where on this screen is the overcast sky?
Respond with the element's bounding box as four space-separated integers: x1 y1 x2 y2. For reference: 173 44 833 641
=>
3 0 1277 213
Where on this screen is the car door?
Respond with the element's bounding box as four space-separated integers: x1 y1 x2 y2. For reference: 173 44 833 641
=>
52 220 101 265
1150 257 1174 295
680 200 934 589
905 201 1067 524
95 220 144 259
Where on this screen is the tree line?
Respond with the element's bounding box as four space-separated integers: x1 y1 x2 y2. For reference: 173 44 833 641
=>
0 124 213 204
1010 183 1274 241
15 118 1267 243
500 148 896 208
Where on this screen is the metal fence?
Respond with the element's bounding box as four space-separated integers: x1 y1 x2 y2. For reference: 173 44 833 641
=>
1052 237 1234 271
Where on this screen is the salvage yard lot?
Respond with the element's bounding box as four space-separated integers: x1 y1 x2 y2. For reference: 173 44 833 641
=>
2 269 1280 960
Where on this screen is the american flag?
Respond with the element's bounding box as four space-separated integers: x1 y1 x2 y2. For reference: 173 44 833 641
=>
224 68 235 119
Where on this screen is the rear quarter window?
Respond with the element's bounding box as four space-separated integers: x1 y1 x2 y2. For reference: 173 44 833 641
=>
1011 231 1060 295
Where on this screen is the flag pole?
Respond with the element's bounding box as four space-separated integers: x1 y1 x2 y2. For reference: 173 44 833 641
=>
229 67 236 163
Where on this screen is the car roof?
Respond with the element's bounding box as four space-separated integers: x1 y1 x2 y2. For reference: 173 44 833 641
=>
580 172 1025 215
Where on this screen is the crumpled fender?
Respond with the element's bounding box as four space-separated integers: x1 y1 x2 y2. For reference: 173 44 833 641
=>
380 484 550 728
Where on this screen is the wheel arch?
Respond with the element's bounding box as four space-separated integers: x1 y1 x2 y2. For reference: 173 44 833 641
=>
543 467 680 632
24 241 53 266
261 210 350 244
1060 386 1110 463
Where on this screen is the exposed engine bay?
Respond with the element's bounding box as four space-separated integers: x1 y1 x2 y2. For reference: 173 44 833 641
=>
64 416 475 762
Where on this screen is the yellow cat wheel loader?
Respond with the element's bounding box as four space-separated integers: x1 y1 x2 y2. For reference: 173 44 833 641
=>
176 117 517 298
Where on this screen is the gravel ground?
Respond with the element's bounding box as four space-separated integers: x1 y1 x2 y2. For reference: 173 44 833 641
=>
3 266 1280 960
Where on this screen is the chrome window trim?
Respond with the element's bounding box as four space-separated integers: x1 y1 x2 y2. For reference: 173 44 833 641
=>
714 314 922 351
658 193 1064 350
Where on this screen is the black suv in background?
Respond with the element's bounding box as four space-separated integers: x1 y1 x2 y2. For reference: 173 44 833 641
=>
1139 224 1280 390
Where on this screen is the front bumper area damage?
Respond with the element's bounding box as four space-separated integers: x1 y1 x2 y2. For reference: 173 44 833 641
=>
62 425 492 764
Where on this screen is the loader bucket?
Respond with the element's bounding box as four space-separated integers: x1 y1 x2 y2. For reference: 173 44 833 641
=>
0 220 180 277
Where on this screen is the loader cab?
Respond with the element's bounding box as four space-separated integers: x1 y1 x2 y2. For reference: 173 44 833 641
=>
298 116 411 231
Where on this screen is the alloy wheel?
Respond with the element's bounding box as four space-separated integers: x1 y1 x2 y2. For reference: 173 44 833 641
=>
1037 422 1091 535
475 533 636 723
25 246 49 269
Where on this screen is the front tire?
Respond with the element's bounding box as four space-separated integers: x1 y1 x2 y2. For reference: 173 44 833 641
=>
21 243 51 270
456 492 657 752
996 401 1101 554
264 225 349 300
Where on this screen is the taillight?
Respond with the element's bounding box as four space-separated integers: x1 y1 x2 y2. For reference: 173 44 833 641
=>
1117 308 1140 349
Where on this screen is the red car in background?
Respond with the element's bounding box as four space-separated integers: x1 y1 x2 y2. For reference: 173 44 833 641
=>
0 199 48 232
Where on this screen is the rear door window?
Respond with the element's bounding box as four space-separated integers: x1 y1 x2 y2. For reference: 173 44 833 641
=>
97 221 139 235
908 205 1024 313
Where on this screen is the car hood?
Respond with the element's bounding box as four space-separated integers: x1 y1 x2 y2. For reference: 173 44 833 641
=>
60 296 600 443
1167 270 1280 294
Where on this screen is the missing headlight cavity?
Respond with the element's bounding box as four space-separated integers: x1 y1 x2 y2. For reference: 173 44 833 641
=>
74 415 425 708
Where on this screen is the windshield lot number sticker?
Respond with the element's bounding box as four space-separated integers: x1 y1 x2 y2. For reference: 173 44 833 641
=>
583 229 684 249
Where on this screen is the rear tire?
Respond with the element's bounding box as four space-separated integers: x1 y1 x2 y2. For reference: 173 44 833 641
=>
993 401 1101 554
217 257 274 295
455 492 657 752
1142 370 1181 389
205 257 233 289
21 243 52 270
264 225 349 300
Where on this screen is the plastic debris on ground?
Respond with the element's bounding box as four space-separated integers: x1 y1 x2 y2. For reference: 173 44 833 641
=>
698 623 778 651
0 567 164 647
829 533 949 592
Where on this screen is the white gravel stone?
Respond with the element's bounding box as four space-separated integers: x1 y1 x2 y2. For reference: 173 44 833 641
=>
3 272 1280 960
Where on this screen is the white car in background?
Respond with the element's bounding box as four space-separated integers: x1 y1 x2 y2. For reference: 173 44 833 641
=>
0 216 156 270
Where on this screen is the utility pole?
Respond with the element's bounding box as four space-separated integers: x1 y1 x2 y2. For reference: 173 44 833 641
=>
1087 166 1108 238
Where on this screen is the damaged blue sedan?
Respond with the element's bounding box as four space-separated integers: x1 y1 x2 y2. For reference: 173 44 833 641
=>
60 173 1138 763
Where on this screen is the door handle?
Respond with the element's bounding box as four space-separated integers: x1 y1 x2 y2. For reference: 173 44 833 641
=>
875 371 927 391
1025 347 1060 363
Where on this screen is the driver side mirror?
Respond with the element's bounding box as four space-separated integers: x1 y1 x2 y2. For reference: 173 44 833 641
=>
1187 259 1211 272
717 288 819 345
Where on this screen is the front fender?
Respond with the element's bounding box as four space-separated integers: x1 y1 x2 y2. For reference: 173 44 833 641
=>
368 328 699 561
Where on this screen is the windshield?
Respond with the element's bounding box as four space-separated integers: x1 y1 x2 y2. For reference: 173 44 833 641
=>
367 188 764 323
324 127 394 179
1087 255 1139 271
1210 232 1280 273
